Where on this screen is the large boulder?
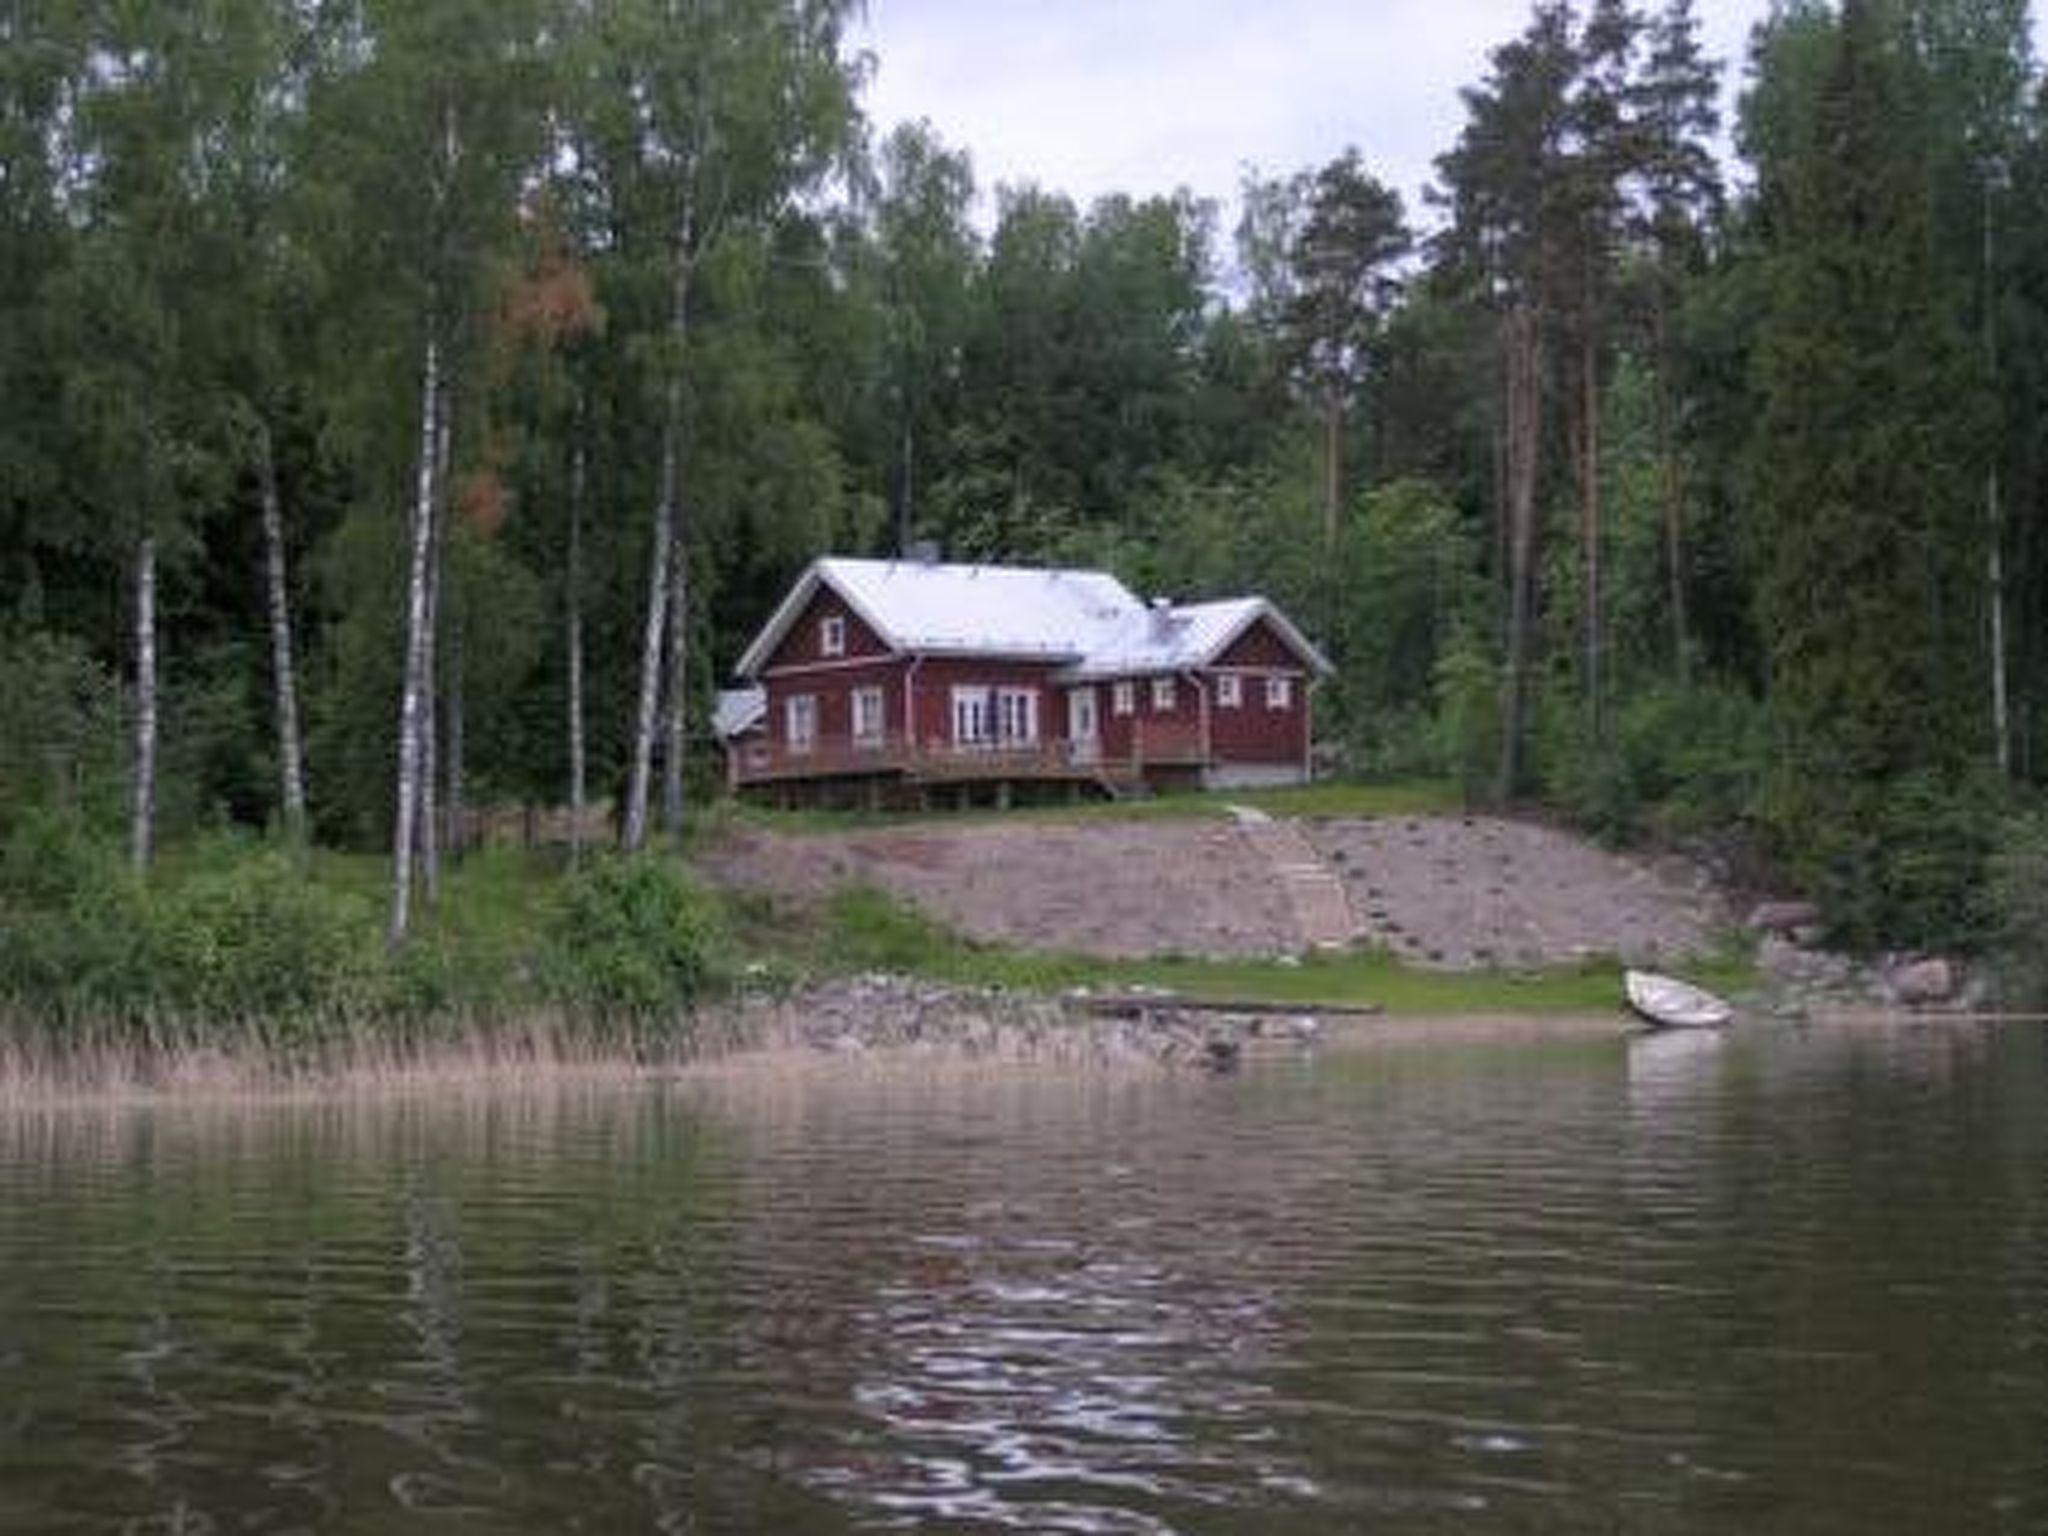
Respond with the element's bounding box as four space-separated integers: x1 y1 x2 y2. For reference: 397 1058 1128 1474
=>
1746 899 1822 935
1885 956 1962 1007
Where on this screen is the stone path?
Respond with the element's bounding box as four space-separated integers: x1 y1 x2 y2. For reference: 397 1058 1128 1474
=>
1228 806 1363 951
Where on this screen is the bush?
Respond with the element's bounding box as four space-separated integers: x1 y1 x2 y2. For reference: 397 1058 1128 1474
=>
0 630 126 840
1615 682 1767 837
1987 809 2048 1005
545 855 725 1022
0 810 152 1019
144 838 379 1030
1782 768 2004 953
1431 632 1501 803
1536 680 1766 846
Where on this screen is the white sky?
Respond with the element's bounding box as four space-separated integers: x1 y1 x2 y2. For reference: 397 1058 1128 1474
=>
852 1 2044 236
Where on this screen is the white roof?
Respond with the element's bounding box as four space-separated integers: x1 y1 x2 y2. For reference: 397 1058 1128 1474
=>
712 686 766 739
734 556 1333 681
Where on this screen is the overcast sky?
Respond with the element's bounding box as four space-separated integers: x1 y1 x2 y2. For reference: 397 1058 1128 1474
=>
851 1 2043 234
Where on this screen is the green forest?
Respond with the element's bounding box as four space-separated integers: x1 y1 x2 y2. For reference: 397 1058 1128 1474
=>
5 0 2048 1022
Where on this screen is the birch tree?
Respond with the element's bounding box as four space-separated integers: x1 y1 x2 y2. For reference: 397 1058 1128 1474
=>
570 0 862 851
302 0 551 942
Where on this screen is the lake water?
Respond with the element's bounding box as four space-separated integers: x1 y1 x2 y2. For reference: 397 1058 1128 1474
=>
2 1022 2044 1534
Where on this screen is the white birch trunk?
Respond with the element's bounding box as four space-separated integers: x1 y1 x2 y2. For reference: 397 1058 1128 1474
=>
130 534 158 873
622 496 670 853
625 245 692 852
419 377 452 906
389 336 441 947
256 420 307 841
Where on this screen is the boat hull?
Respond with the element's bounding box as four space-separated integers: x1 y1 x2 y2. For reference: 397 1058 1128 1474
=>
1625 969 1734 1030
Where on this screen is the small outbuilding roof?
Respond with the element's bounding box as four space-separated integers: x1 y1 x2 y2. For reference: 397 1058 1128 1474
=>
733 556 1333 682
712 686 766 740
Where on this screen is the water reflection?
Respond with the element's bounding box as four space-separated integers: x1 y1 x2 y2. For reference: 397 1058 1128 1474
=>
0 1030 2043 1533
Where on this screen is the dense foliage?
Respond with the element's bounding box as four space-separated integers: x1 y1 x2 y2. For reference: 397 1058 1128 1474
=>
3 0 2045 965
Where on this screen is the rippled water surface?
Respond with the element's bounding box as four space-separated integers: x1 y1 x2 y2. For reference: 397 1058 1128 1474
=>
3 1023 2045 1533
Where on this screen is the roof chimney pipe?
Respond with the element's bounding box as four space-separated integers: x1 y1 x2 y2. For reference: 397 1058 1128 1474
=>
906 539 941 567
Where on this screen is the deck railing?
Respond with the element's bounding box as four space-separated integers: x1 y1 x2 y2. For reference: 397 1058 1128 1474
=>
733 722 1207 785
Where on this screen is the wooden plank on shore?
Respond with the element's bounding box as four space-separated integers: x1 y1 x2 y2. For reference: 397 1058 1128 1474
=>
1071 993 1385 1019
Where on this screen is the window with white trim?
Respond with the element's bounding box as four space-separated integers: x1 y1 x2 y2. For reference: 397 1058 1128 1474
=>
1112 681 1136 716
1151 677 1176 712
852 686 885 745
996 687 1039 745
786 694 817 753
1265 675 1293 710
951 687 992 746
1216 673 1242 708
819 614 846 657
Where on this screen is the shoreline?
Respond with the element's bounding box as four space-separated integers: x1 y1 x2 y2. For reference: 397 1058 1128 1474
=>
5 975 2021 1112
0 976 1646 1111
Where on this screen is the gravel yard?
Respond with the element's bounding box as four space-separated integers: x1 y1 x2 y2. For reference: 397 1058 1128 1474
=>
1305 814 1726 969
699 818 1301 958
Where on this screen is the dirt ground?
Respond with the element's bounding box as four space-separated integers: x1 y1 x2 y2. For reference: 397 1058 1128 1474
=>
697 810 1726 967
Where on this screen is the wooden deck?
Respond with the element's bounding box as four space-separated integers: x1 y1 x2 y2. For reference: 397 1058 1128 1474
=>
733 725 1207 794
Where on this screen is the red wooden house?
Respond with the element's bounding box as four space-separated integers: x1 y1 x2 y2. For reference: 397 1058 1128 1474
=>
720 556 1333 807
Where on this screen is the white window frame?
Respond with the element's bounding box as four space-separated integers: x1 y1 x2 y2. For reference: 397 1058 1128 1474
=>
785 694 818 754
996 687 1040 746
1151 676 1176 712
1112 681 1136 716
819 614 846 658
1216 673 1243 709
851 685 886 746
951 686 992 747
1265 674 1294 710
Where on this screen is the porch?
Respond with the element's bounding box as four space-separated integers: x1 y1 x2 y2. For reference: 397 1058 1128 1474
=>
732 721 1208 798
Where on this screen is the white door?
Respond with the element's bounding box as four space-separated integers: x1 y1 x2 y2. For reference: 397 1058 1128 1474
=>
1068 687 1099 762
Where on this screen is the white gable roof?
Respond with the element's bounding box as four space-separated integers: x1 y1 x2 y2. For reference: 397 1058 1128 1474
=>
733 556 1333 681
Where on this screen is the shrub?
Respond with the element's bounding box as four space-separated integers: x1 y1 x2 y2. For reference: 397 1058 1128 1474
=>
1536 680 1767 846
0 631 126 840
545 855 725 1022
1431 632 1501 803
0 810 152 1019
1783 768 2003 953
1987 809 2048 1005
144 837 379 1031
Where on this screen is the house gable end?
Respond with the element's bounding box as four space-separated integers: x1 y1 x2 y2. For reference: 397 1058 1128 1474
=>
1207 605 1333 678
761 585 893 672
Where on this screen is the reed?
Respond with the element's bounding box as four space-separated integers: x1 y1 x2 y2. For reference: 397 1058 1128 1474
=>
0 1008 707 1110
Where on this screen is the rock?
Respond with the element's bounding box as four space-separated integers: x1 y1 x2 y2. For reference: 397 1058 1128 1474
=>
1758 934 1856 990
1886 956 1961 1007
1746 899 1822 935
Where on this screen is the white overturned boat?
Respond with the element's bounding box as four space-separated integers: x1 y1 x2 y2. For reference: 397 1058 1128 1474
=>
1625 969 1734 1030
